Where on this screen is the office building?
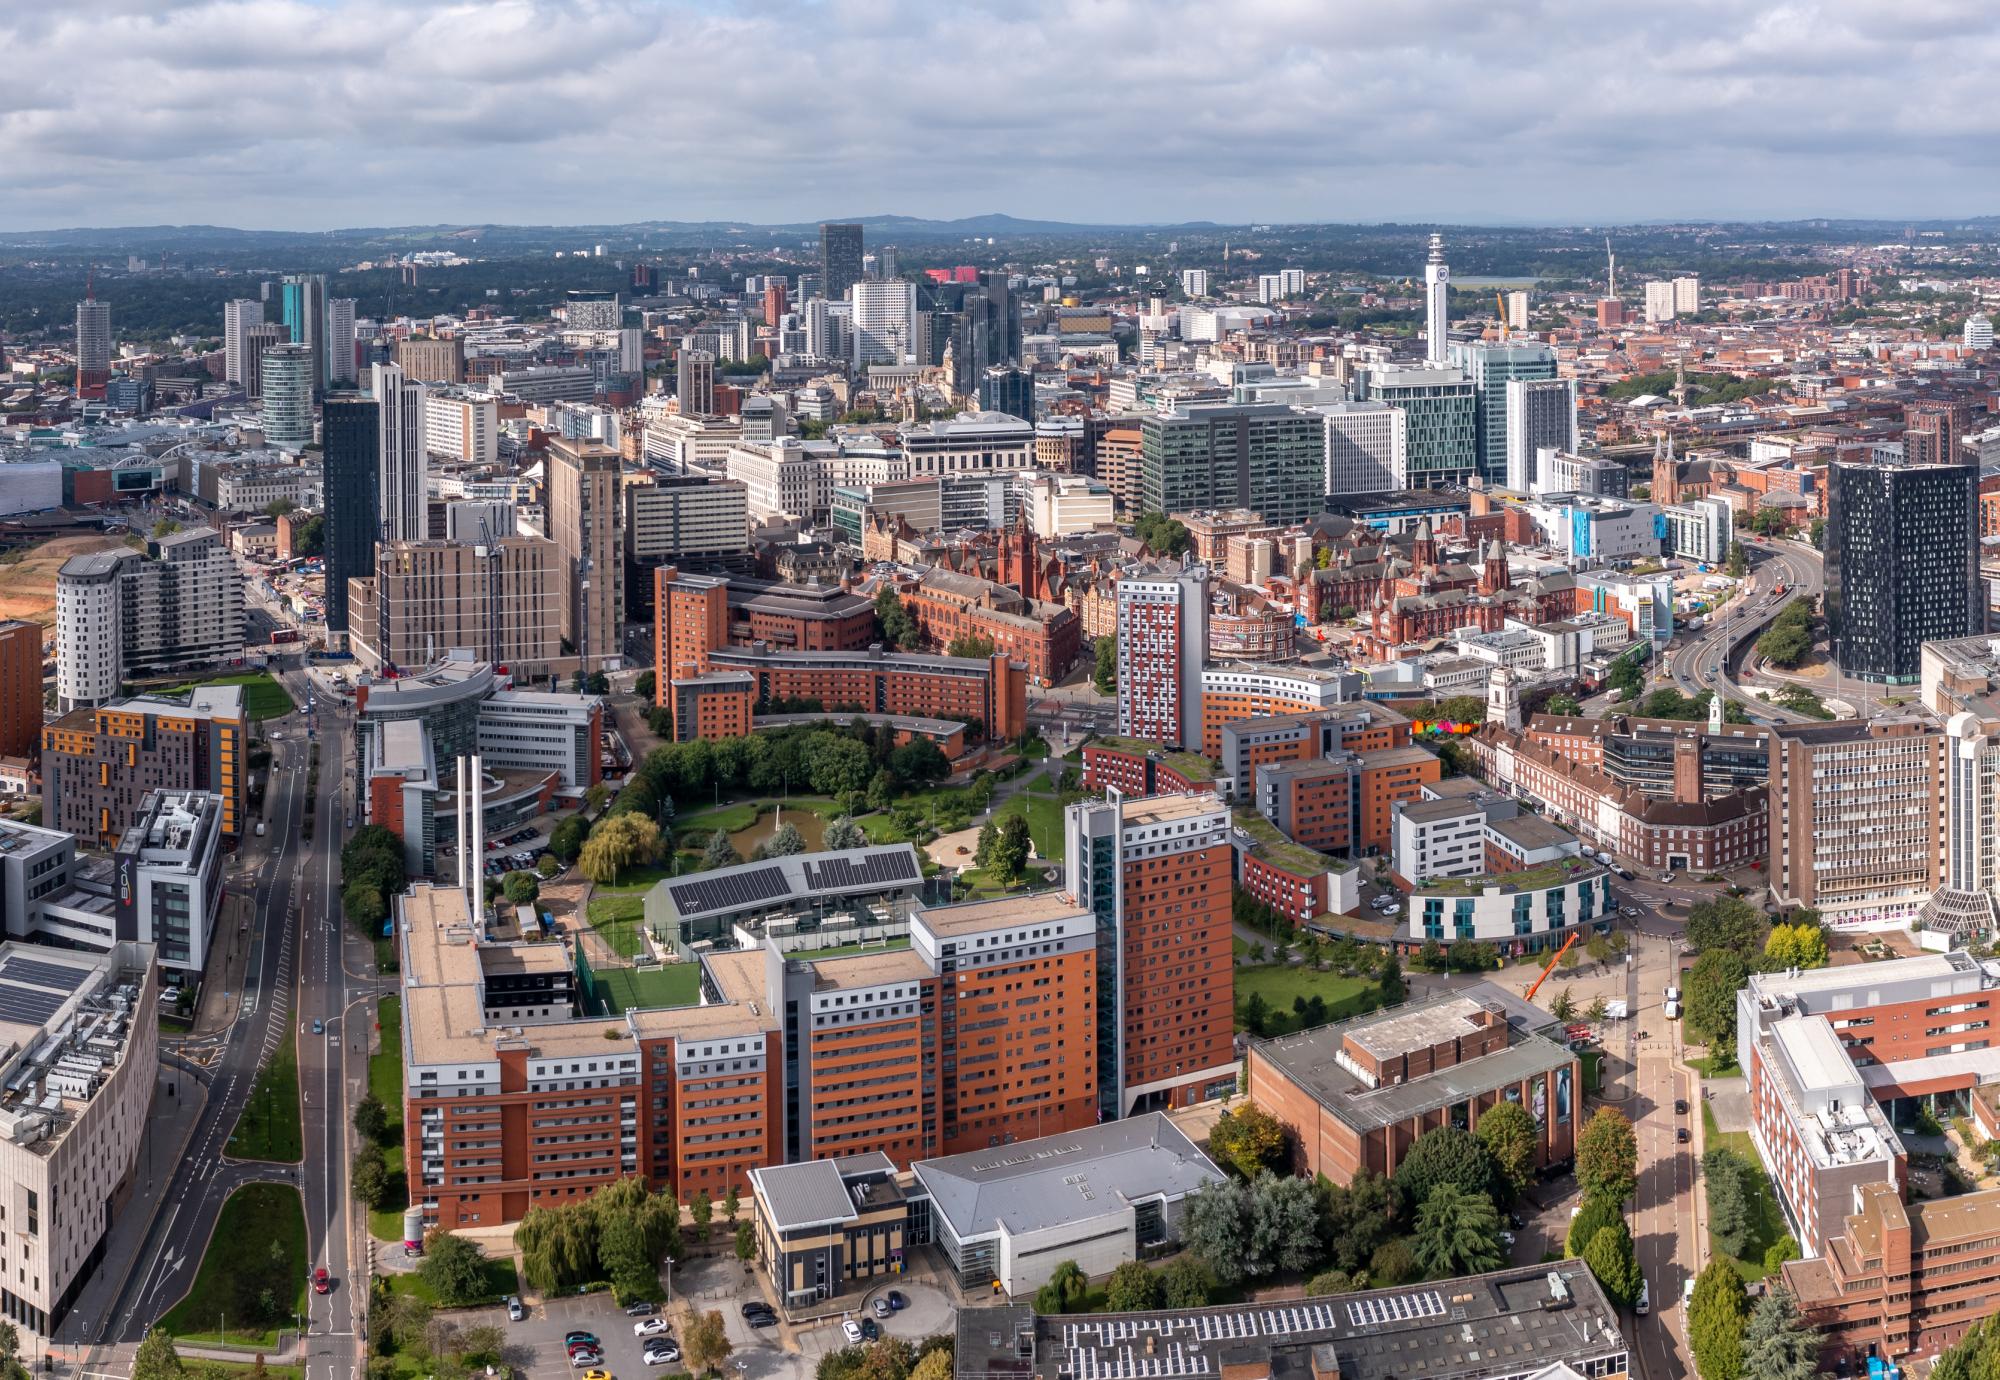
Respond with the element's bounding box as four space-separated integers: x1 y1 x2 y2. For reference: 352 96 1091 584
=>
1248 982 1581 1185
956 1260 1630 1380
321 395 380 634
951 274 1023 393
1423 232 1450 364
978 366 1032 422
42 684 248 845
1115 566 1209 750
278 273 327 389
850 280 918 368
423 388 498 465
394 334 465 384
804 298 851 362
73 299 112 401
347 538 567 680
1503 378 1579 491
1966 314 1994 351
1766 718 1940 929
1178 268 1209 298
492 365 595 404
0 942 157 1337
564 290 622 331
898 412 1034 476
1453 340 1558 488
222 299 264 388
546 438 624 674
623 475 751 566
677 349 715 416
326 297 357 387
0 622 41 761
1825 458 1981 682
1398 863 1610 954
372 362 428 544
54 530 243 711
1321 401 1407 496
1138 403 1324 526
241 321 284 399
112 790 225 975
1065 793 1238 1118
1643 280 1677 324
820 222 864 303
1505 289 1530 331
1904 397 1973 468
1353 364 1478 487
1672 275 1700 313
260 342 316 451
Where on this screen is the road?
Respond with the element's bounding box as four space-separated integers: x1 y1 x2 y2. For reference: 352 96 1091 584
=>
70 662 368 1380
1623 929 1697 1380
1669 538 1824 722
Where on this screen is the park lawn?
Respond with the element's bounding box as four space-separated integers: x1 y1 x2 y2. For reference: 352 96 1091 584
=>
227 1027 302 1162
167 672 297 722
594 964 702 1013
787 937 913 962
158 1183 309 1347
997 791 1067 863
587 864 675 958
851 812 914 844
1233 965 1380 1035
366 996 409 1241
198 1363 304 1380
1685 1053 1743 1079
384 1255 519 1306
672 801 759 838
1581 1049 1603 1093
1703 1103 1788 1281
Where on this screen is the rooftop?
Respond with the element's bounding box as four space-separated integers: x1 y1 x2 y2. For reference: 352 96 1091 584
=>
1485 814 1579 853
914 1113 1222 1242
1087 736 1219 783
1117 794 1230 829
651 844 925 924
915 892 1089 939
1415 858 1597 897
748 1159 859 1232
1232 809 1348 878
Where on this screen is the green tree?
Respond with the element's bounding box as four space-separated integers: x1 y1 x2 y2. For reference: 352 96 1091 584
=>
1092 636 1118 695
1157 1255 1215 1308
290 513 325 558
503 871 540 906
723 1183 740 1225
1809 518 1825 550
1394 1126 1498 1204
1575 1107 1638 1205
343 882 387 932
1370 1238 1417 1286
1581 1222 1642 1310
1376 951 1405 1004
352 1144 390 1209
1208 1105 1290 1179
1549 986 1578 1021
682 1309 733 1379
1763 1234 1800 1274
1103 1260 1161 1312
1034 1260 1088 1314
1475 1102 1539 1199
1304 1268 1355 1296
824 816 867 851
874 587 918 650
1566 1194 1624 1258
1724 543 1748 577
702 828 742 870
634 670 656 701
579 812 661 884
548 814 588 863
1686 949 1752 1049
761 821 807 858
1411 1184 1503 1277
1689 1258 1750 1380
946 632 997 660
734 1220 756 1265
1756 618 1812 668
1132 512 1192 557
1687 895 1766 958
418 1231 491 1307
1240 991 1273 1037
1319 1169 1399 1273
1703 1149 1753 1258
599 1209 658 1302
152 517 181 539
1545 693 1582 716
1739 1285 1825 1380
353 1092 389 1144
991 814 1032 883
133 1331 185 1380
691 1189 713 1240
1182 1174 1322 1286
515 1202 599 1295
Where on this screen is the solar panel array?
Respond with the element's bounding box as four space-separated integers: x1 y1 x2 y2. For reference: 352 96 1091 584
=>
668 864 790 917
1061 1301 1349 1379
0 959 85 993
0 984 64 1026
1346 1291 1446 1329
804 850 919 891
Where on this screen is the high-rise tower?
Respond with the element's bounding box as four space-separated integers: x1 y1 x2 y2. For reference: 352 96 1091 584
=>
1424 233 1450 366
74 297 111 401
372 362 428 544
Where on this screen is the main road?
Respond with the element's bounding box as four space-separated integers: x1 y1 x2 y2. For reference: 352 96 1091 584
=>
68 660 369 1380
1667 537 1824 723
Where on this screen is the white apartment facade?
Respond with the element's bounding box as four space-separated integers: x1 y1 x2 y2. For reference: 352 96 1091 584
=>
1320 401 1407 495
425 389 500 465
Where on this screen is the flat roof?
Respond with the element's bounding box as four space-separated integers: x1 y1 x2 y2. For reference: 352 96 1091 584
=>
1119 794 1228 827
810 948 933 992
1344 997 1493 1061
914 1113 1222 1242
1486 815 1578 851
652 844 924 924
1772 1014 1857 1093
748 1159 856 1232
915 892 1089 939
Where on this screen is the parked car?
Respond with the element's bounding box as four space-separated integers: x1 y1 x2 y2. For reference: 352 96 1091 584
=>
887 1291 906 1311
740 1303 775 1321
625 1302 659 1318
634 1319 671 1338
506 1296 525 1322
1637 1280 1650 1316
745 1312 778 1330
842 1321 864 1345
568 1353 603 1370
861 1319 880 1341
644 1344 681 1366
565 1333 602 1348
582 1370 612 1380
873 1298 892 1318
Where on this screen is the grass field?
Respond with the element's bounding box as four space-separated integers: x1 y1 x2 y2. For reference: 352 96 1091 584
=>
787 937 912 962
1702 1103 1788 1280
383 1255 520 1306
158 1183 310 1347
368 997 408 1242
1233 966 1380 1036
593 964 702 1013
227 1027 302 1162
165 672 297 722
586 864 674 957
1685 1053 1742 1079
996 790 1069 863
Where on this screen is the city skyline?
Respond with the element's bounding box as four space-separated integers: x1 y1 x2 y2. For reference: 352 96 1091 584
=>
11 0 2000 231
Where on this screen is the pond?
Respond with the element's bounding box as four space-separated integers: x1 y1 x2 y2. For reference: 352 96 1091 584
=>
729 807 827 858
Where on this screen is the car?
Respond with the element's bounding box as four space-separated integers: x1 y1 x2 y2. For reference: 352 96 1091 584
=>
1636 1279 1651 1316
873 1298 892 1318
1676 1127 1691 1143
311 1018 323 1035
506 1296 525 1322
582 1370 612 1380
746 1311 778 1329
345 816 355 829
843 1321 865 1345
626 1301 659 1318
1684 1277 1696 1304
634 1319 671 1338
740 1302 776 1321
1621 906 1640 918
643 1345 681 1366
566 1332 602 1348
861 1319 880 1341
1675 1098 1689 1115
887 1290 906 1311
569 1353 603 1370
567 1345 602 1362
312 1267 332 1295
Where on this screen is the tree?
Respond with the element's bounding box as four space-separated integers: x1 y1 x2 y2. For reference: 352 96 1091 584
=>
1093 636 1117 696
1545 693 1583 716
516 1202 600 1295
133 1331 185 1380
1724 543 1748 577
1394 1126 1498 1204
1208 1105 1289 1179
1587 995 1609 1021
152 517 181 539
909 1353 955 1380
1686 949 1751 1050
1739 1285 1825 1380
1549 986 1578 1021
585 781 611 815
991 814 1032 883
1689 1258 1750 1380
1104 1260 1161 1312
344 882 387 932
418 1231 491 1307
1304 1269 1355 1296
875 587 918 650
290 513 325 558
1763 1234 1800 1274
1157 1255 1215 1308
824 816 867 851
1756 617 1812 669
1132 512 1192 557
1319 1169 1399 1273
682 1310 732 1379
579 812 661 884
1764 922 1829 971
1240 991 1273 1037
1566 1194 1624 1258
946 632 996 660
503 871 540 906
1411 1183 1504 1278
1369 1238 1417 1286
1703 1149 1753 1259
1809 517 1825 550
1376 951 1405 1004
1576 1107 1638 1205
691 1189 713 1240
352 1145 390 1209
549 815 588 864
723 1183 740 1225
1581 1222 1642 1310
1688 894 1770 957
762 821 807 858
353 1092 389 1144
889 738 949 786
634 670 656 701
1035 1260 1088 1314
1475 1102 1539 1199
1249 1171 1325 1276
702 828 742 870
734 1220 756 1265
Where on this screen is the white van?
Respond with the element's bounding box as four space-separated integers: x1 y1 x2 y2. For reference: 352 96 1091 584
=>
1636 1279 1650 1316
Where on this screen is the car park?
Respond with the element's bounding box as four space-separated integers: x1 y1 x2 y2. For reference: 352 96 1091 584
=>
634 1319 670 1337
842 1321 864 1344
625 1302 658 1317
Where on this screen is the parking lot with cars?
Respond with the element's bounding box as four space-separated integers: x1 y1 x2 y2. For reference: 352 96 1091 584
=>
462 1293 685 1380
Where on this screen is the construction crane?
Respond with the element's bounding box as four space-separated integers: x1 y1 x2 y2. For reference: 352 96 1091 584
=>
1496 291 1509 340
1523 931 1580 1003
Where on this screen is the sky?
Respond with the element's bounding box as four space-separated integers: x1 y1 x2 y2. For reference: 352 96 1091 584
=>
8 0 2000 232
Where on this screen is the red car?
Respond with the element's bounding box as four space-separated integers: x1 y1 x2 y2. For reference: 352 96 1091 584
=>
312 1268 332 1295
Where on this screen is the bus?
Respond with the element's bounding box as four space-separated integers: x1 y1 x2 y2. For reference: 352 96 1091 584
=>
270 628 302 645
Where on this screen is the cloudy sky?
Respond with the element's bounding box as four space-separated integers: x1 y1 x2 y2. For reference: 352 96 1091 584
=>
6 0 1999 231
